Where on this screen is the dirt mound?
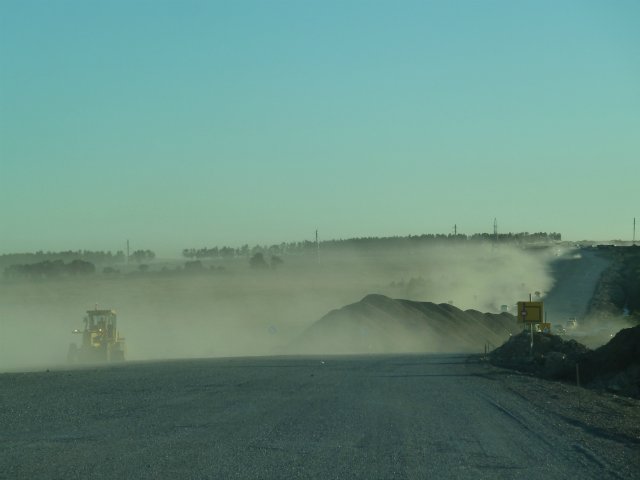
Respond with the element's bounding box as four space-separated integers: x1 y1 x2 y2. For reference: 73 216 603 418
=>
490 325 640 398
292 294 520 355
489 331 589 379
581 325 640 398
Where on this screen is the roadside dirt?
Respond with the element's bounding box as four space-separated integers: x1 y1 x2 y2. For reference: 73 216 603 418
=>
490 326 640 399
477 360 640 472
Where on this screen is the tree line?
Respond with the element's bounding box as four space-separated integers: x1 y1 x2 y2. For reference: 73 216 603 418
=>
4 259 96 279
0 250 126 268
0 249 156 268
182 231 562 259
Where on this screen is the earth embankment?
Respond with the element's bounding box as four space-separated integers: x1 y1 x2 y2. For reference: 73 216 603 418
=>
292 294 519 355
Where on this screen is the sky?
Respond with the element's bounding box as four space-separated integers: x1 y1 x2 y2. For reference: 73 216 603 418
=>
1 1 639 256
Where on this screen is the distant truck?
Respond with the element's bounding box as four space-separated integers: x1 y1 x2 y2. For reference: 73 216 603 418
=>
566 318 578 330
67 308 126 363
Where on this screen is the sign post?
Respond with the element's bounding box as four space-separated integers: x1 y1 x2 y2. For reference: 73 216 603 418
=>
517 301 544 355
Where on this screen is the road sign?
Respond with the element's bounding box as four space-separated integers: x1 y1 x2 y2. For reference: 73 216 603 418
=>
517 301 543 323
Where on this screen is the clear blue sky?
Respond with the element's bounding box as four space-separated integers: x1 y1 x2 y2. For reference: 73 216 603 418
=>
1 1 638 255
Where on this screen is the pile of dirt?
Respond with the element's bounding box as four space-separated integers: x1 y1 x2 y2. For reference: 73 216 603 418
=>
293 294 520 355
489 331 589 379
490 325 640 398
581 325 640 398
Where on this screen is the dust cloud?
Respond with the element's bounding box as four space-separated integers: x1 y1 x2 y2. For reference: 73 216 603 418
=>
0 244 556 370
576 315 636 349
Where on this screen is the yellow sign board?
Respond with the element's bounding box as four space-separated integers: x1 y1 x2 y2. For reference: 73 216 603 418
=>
517 301 543 323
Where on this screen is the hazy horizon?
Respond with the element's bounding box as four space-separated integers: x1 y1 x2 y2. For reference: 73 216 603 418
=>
0 228 568 259
0 230 629 260
1 242 558 369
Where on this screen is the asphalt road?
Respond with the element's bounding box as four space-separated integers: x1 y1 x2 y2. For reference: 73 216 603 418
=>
2 354 637 479
543 250 610 325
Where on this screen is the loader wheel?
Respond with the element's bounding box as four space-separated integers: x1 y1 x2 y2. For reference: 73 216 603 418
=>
67 343 78 363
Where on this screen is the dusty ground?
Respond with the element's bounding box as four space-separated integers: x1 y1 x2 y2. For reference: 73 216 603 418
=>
477 359 640 459
1 354 638 479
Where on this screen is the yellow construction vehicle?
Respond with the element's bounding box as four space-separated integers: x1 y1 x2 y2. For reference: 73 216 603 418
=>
535 322 552 333
67 307 126 363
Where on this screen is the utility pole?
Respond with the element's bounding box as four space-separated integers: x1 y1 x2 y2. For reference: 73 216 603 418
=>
315 229 319 264
126 239 130 265
530 321 534 355
634 218 636 246
492 218 498 250
454 224 457 236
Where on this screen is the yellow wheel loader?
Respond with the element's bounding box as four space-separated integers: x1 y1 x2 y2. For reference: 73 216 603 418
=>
67 308 126 363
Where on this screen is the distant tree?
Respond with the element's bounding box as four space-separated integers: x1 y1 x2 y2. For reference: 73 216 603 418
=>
131 250 155 263
249 252 268 270
138 264 149 273
40 260 65 278
184 260 204 272
220 246 235 258
270 255 284 269
67 259 95 275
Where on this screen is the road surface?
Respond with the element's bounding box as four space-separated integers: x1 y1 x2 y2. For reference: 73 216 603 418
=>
2 354 638 479
543 249 610 325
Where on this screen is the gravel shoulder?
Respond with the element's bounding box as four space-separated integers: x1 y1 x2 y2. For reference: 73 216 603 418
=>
476 359 640 471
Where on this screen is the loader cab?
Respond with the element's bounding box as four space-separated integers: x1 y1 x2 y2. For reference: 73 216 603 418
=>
84 309 118 342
